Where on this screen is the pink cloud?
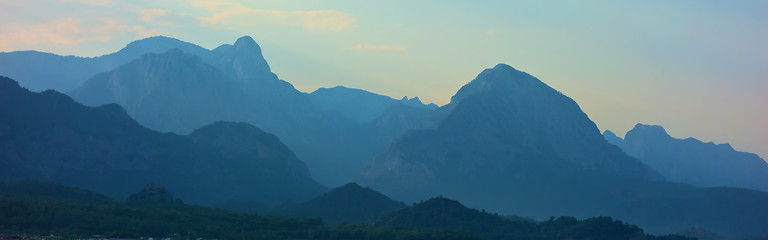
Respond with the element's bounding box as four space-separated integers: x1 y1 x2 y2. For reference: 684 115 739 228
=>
0 18 155 49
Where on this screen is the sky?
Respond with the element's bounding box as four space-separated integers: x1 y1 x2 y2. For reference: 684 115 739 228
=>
1 0 767 160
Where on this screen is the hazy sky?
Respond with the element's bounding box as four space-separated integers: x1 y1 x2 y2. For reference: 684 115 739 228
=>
1 0 766 160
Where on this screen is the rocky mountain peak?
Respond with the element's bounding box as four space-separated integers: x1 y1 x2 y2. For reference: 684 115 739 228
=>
626 123 672 139
127 184 175 203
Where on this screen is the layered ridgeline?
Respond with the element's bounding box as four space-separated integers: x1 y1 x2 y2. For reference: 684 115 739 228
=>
0 180 473 240
309 86 437 123
68 36 308 135
2 180 687 240
0 76 325 205
355 64 768 237
603 124 768 192
66 36 439 186
0 36 210 92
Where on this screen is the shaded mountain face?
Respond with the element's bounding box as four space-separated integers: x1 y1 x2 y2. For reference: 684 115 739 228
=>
604 123 768 192
355 64 768 237
357 64 662 202
0 36 209 92
309 86 437 123
69 49 246 132
269 183 406 225
0 76 325 205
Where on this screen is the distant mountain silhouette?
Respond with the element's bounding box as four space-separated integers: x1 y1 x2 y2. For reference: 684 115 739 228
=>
0 36 209 92
400 96 439 109
355 64 768 237
309 86 436 123
269 183 406 225
603 123 768 192
0 76 325 205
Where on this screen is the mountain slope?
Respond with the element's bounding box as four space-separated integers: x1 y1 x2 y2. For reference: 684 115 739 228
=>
0 36 209 92
358 64 662 202
269 183 407 225
355 64 768 237
69 49 251 133
0 76 325 205
604 123 768 192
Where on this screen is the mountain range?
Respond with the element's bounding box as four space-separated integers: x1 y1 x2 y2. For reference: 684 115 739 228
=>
355 64 768 237
0 36 210 93
2 35 768 238
63 36 436 186
0 76 325 205
604 124 768 192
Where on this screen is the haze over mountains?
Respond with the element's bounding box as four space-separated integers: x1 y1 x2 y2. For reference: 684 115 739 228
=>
604 124 768 192
63 36 437 186
356 64 768 237
2 35 768 238
0 36 210 93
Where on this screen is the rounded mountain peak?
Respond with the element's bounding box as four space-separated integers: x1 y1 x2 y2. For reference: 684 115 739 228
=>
233 35 262 52
448 63 551 105
626 123 671 139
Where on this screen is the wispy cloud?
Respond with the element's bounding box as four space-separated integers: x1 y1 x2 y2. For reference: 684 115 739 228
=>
140 9 170 23
0 18 154 48
192 1 353 31
353 44 407 53
58 0 111 6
